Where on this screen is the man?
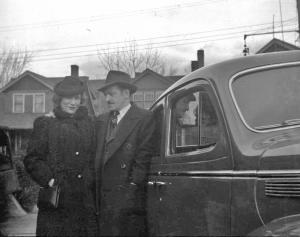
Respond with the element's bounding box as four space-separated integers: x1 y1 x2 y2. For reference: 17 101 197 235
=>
173 93 196 146
174 93 196 125
95 70 155 236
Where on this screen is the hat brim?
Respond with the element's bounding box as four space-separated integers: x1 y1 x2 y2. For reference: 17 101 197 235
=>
98 81 137 94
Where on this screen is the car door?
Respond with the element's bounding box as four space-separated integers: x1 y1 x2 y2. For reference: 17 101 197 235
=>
148 79 233 236
147 99 165 235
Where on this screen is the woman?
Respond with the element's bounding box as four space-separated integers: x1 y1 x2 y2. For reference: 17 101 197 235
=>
24 76 97 236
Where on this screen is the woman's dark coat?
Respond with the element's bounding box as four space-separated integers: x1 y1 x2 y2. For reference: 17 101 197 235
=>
24 107 97 236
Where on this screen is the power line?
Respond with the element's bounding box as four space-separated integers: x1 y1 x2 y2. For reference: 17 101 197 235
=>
30 27 298 62
2 17 296 56
33 24 297 59
30 35 243 62
0 0 225 32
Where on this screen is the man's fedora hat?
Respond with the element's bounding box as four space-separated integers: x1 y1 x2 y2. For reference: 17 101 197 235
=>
54 76 85 97
98 70 137 94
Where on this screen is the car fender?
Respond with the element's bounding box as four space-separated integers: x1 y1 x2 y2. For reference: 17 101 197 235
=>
248 214 300 236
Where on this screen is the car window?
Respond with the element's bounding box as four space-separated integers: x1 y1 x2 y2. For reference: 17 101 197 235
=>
231 65 300 130
170 86 220 154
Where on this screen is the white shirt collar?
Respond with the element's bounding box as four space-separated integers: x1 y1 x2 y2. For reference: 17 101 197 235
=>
117 103 131 124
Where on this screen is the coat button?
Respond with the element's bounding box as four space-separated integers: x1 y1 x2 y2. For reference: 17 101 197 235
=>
75 152 79 156
77 174 82 179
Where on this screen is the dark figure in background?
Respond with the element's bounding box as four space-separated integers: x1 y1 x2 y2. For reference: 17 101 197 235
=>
24 76 97 236
0 176 7 237
95 71 155 236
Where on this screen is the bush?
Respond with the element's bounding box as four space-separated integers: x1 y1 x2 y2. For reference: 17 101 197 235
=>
13 155 39 213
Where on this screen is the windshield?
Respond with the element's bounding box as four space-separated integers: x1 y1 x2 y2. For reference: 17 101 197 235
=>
231 64 300 130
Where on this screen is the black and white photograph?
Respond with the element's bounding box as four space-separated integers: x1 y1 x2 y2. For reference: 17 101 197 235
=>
0 0 300 236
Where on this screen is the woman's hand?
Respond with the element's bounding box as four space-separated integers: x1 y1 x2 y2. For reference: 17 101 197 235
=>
48 178 55 187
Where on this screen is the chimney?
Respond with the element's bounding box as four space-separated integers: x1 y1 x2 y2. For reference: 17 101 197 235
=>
191 49 204 71
71 65 79 77
191 61 200 72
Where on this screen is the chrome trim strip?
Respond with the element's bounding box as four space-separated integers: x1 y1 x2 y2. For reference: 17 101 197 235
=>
258 170 300 177
149 169 300 178
229 61 300 133
265 193 300 197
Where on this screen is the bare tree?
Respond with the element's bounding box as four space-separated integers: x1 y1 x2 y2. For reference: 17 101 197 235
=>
0 47 33 88
98 41 169 77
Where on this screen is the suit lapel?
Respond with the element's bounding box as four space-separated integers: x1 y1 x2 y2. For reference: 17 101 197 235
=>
95 113 110 170
103 105 140 165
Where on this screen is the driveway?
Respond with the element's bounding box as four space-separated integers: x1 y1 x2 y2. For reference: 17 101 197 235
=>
0 213 37 237
0 195 36 237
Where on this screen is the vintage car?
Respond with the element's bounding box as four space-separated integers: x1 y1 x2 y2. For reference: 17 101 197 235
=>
147 50 300 236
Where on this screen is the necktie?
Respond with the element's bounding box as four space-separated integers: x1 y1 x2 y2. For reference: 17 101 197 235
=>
110 110 119 129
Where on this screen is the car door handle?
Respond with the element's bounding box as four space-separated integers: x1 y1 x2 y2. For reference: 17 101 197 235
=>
147 181 171 186
156 181 171 186
147 181 155 186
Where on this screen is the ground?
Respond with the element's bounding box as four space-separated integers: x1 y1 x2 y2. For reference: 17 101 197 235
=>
0 195 37 236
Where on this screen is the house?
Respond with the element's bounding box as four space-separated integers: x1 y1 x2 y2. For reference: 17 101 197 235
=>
117 49 204 109
0 49 205 155
130 69 183 109
0 65 105 155
0 67 181 155
89 68 184 111
256 37 300 54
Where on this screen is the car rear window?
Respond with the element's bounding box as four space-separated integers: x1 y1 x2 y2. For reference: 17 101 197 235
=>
231 64 300 130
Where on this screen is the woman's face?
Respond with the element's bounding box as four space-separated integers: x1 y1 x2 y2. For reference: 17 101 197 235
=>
60 94 81 114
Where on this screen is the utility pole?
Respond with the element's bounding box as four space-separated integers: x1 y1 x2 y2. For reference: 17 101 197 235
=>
297 0 300 36
242 0 300 56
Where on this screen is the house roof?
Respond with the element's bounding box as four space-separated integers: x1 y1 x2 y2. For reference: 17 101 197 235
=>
0 70 99 93
39 77 64 87
256 38 300 54
87 79 105 90
133 68 176 85
0 70 55 93
85 79 105 99
165 75 184 82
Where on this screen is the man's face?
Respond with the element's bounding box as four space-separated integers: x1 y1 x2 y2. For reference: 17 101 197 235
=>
104 85 130 111
175 96 190 118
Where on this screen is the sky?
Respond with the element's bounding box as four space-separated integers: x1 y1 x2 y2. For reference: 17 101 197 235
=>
0 0 298 79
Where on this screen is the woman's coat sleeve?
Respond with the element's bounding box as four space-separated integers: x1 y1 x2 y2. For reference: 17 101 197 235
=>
24 117 53 187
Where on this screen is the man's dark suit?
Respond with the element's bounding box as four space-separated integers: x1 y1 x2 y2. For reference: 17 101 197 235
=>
95 103 155 236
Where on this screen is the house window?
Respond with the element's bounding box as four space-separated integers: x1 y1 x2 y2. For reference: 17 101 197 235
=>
144 91 155 109
133 90 163 109
144 91 155 101
33 94 45 113
13 94 24 113
133 92 144 101
12 93 45 113
155 91 164 99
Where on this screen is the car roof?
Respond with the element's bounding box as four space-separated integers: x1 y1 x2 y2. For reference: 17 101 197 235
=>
157 50 300 102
